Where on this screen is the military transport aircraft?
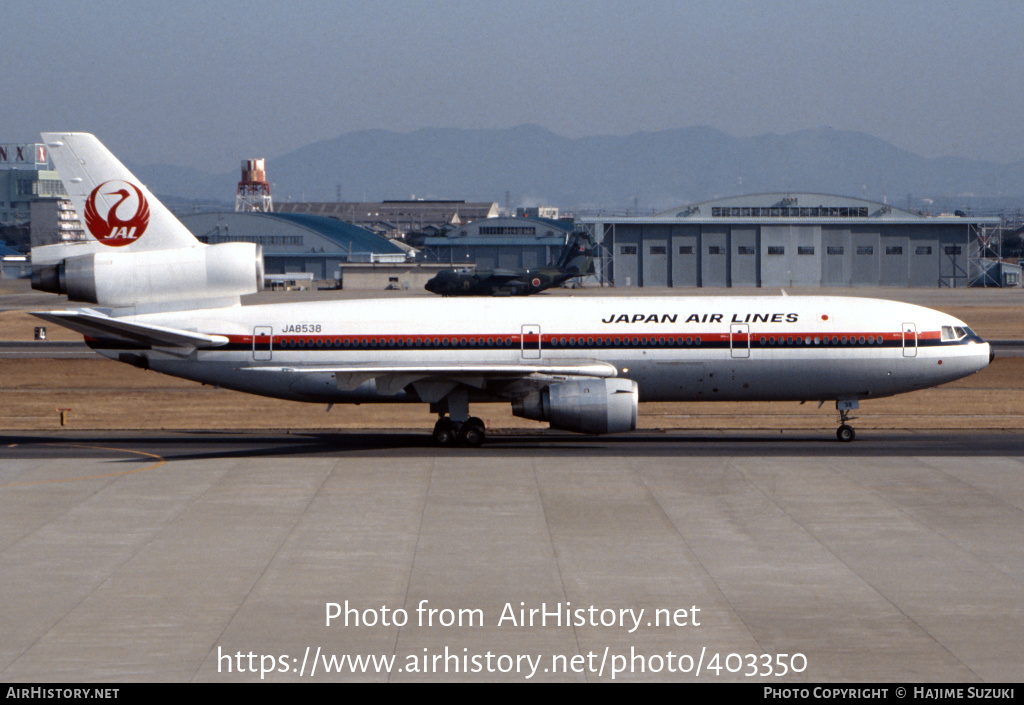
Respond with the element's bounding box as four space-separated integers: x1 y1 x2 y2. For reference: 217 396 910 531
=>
424 231 595 296
31 133 993 446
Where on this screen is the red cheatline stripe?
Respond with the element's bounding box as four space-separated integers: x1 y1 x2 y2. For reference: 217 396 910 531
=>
227 330 939 344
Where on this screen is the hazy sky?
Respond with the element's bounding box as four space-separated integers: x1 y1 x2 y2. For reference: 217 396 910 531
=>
4 0 1023 171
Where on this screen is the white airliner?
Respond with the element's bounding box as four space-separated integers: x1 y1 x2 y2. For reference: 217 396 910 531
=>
31 133 993 445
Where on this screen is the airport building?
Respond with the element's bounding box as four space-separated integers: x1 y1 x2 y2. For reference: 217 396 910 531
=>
418 216 578 270
0 242 30 278
0 143 67 226
583 193 1002 288
29 199 86 247
179 211 410 282
275 200 499 235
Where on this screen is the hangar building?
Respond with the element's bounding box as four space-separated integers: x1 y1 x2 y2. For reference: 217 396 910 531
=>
179 211 409 281
583 193 1000 288
419 216 577 270
276 200 499 235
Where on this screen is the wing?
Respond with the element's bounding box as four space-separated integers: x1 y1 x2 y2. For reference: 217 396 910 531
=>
485 269 522 281
246 361 620 399
31 310 228 349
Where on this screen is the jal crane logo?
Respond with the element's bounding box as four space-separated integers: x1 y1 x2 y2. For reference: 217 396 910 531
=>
83 180 150 246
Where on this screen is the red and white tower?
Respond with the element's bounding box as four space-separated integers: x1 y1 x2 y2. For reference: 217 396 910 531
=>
235 159 272 212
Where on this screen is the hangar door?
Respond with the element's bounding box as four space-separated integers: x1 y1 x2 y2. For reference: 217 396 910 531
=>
701 227 729 287
671 227 700 287
730 228 759 287
642 225 671 287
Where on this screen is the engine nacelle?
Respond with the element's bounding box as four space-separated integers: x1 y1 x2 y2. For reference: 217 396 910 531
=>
512 378 638 434
32 242 264 307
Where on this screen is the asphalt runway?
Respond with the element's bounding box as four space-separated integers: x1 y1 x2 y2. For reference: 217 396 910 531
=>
2 430 1023 682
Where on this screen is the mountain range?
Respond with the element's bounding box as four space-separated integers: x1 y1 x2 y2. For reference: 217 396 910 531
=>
130 125 1024 214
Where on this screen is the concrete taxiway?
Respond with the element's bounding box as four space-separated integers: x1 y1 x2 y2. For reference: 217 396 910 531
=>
2 430 1023 682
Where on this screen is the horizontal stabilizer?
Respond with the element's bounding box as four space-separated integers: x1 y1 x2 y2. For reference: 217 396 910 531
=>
31 310 229 348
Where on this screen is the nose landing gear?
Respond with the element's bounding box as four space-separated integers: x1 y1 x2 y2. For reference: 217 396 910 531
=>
835 400 859 442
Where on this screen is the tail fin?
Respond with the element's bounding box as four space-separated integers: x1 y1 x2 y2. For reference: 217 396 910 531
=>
556 232 596 274
32 133 263 310
40 132 200 256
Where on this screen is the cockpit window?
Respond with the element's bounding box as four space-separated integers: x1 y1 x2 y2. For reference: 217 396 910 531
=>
942 326 972 341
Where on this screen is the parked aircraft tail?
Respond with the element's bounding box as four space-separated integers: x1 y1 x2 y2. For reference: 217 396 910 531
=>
32 133 263 311
555 231 596 275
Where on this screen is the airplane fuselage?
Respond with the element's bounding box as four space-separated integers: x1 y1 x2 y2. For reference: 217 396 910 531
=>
85 295 992 407
424 268 573 296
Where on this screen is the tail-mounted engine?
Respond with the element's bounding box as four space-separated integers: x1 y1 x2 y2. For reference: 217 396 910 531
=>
512 378 638 434
32 242 264 308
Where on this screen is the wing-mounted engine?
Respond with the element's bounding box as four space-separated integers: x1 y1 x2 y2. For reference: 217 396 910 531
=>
32 242 264 308
512 378 638 434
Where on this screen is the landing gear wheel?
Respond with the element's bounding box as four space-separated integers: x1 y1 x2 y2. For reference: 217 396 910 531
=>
837 424 856 442
433 418 457 446
460 424 485 447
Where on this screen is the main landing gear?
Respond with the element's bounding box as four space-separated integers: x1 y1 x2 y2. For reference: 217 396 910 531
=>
433 415 486 447
430 386 486 447
835 400 859 442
